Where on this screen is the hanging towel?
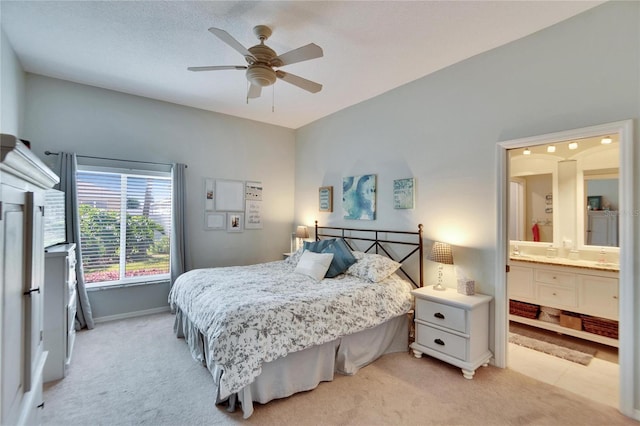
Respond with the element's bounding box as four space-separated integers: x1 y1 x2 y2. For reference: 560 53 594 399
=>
532 223 540 242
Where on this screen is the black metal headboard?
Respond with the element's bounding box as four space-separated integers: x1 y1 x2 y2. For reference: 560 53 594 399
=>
314 221 423 288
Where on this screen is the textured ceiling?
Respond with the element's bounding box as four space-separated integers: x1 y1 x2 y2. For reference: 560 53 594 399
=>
1 1 603 129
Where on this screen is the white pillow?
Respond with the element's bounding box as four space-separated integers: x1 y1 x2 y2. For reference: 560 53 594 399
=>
295 250 334 281
346 251 402 282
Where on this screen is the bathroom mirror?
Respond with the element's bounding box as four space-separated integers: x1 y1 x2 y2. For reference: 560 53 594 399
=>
509 135 619 249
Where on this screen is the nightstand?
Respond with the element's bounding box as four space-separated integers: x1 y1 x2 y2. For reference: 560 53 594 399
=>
411 286 492 379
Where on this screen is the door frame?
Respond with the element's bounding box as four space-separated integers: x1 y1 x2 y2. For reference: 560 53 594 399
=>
494 119 635 417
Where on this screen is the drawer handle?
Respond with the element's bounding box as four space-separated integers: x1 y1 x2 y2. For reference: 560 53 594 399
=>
552 292 557 296
434 338 445 346
37 402 45 409
434 312 445 320
23 287 40 296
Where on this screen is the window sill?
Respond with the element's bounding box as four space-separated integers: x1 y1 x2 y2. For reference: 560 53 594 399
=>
86 278 169 292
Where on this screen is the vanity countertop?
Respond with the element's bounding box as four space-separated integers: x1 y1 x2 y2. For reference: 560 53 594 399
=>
509 254 619 272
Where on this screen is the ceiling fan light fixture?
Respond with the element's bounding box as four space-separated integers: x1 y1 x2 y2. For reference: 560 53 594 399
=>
246 64 277 87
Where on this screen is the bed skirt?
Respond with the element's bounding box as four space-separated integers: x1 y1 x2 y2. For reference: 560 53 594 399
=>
173 309 408 418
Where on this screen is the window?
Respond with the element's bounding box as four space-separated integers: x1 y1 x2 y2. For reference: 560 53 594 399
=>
76 167 172 286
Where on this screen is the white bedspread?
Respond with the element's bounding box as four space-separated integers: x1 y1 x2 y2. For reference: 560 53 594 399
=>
168 260 412 399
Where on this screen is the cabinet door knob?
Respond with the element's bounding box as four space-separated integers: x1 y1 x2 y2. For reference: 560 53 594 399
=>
552 292 557 296
434 338 445 346
434 312 445 320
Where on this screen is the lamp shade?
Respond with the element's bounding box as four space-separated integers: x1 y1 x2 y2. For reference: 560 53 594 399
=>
427 242 454 265
295 226 310 239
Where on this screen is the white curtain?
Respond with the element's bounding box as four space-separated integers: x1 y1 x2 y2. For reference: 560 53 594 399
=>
56 152 95 330
170 163 190 285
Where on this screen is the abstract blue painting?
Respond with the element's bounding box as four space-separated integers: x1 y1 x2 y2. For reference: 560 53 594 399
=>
343 174 376 220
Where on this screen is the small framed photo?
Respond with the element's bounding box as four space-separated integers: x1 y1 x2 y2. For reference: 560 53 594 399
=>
204 212 225 230
319 186 333 212
587 195 602 211
227 213 244 232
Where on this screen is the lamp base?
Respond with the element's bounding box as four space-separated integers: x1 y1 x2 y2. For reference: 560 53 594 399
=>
433 283 446 291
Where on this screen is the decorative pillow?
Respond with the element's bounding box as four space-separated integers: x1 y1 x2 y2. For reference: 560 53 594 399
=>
303 238 335 253
284 247 305 265
346 252 402 282
294 251 334 281
321 239 357 278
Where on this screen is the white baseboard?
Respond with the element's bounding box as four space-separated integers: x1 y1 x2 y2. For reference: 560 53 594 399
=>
93 306 171 323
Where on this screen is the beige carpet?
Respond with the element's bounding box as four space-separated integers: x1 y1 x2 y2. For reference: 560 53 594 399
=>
42 313 635 426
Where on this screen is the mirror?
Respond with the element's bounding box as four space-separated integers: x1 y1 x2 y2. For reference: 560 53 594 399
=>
509 135 619 248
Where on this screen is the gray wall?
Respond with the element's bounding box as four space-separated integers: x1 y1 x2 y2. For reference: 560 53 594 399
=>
295 1 639 415
21 75 296 321
0 29 25 136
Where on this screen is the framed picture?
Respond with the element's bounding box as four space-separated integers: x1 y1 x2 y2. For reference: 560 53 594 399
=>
587 195 602 211
204 178 215 211
204 212 226 230
343 174 376 220
227 213 244 232
244 200 262 229
215 179 244 211
393 178 415 209
319 186 333 212
245 181 263 201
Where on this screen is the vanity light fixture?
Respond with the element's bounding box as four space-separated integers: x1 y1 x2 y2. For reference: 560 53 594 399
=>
547 145 556 153
568 141 578 150
523 148 531 155
601 136 612 145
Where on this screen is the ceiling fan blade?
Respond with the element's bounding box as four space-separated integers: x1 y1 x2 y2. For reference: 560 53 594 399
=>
272 43 323 66
276 70 322 93
187 65 247 72
247 84 262 99
208 27 256 61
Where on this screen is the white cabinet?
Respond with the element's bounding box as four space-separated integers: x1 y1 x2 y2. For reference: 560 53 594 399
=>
586 210 618 246
508 260 619 346
410 287 492 379
43 243 77 383
1 135 59 425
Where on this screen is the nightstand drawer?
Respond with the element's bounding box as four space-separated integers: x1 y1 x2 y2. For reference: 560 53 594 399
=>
416 323 467 360
415 298 466 333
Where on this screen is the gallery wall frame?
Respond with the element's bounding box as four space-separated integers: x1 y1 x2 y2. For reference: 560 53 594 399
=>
319 186 333 212
215 179 245 211
204 212 226 230
227 213 244 232
204 178 215 211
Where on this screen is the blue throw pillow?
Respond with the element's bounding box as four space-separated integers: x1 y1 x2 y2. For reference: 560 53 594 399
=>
321 238 357 278
303 238 335 253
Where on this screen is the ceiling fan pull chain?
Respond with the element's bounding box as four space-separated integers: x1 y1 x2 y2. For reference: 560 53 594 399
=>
272 85 275 112
246 81 250 104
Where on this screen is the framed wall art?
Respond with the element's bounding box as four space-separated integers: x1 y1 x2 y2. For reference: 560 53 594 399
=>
204 178 215 211
319 186 333 212
227 213 244 232
204 212 226 230
343 174 376 220
245 199 263 229
215 179 244 211
393 178 415 209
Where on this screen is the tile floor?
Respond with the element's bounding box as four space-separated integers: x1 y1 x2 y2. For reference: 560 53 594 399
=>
508 341 619 408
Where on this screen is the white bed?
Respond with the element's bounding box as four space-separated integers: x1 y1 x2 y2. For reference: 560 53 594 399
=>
169 224 423 418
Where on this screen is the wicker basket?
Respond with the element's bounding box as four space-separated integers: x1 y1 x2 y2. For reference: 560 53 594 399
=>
581 315 618 339
509 300 539 319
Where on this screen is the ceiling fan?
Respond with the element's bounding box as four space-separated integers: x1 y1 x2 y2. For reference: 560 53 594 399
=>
189 25 323 99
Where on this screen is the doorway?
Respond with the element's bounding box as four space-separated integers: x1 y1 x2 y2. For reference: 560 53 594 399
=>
494 120 635 416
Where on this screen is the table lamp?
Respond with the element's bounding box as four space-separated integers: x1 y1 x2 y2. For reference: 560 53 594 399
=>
427 241 454 291
295 225 310 250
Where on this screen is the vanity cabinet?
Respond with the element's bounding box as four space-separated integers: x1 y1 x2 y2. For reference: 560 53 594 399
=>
508 260 618 346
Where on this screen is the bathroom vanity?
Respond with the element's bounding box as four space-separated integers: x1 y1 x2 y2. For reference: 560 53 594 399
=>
508 255 618 347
